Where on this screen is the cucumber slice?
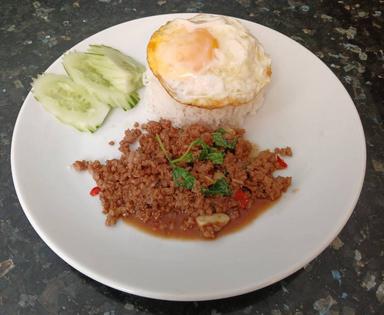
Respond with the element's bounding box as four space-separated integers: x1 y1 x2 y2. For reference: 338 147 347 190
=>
32 74 110 132
63 50 143 110
87 45 145 92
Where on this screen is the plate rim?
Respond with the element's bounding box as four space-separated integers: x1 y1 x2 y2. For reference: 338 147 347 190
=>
10 13 367 301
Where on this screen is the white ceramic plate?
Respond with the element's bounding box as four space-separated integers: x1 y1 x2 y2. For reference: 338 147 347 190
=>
11 14 366 301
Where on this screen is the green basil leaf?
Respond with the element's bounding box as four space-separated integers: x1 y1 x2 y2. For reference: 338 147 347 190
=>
172 166 195 190
207 152 224 164
212 131 228 148
212 131 237 149
198 140 224 164
201 178 231 196
198 141 210 160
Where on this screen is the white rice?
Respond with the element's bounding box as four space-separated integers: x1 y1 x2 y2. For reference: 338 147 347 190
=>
143 71 265 127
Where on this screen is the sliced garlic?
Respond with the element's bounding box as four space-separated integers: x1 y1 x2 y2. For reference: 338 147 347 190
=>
196 213 230 231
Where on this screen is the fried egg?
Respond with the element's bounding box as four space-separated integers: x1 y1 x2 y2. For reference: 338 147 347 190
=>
147 14 271 109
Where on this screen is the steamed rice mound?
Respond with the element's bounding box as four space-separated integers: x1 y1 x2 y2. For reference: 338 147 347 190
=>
144 71 266 128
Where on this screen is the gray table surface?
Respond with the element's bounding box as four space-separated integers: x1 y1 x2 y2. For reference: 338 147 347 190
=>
1 1 383 314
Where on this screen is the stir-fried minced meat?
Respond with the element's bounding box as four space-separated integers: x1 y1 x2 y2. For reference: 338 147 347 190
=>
73 119 292 239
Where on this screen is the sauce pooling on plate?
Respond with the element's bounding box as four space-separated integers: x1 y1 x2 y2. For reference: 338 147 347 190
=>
123 199 274 239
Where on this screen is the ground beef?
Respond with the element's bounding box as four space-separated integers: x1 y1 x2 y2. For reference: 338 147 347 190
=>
72 160 88 171
74 119 292 239
274 147 293 157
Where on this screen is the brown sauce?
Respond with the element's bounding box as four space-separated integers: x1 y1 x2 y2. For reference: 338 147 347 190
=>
123 198 274 240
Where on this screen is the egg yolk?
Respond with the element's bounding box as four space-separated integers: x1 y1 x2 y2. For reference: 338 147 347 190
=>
154 28 218 79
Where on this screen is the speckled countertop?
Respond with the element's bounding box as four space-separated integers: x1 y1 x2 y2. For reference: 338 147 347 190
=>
0 0 383 314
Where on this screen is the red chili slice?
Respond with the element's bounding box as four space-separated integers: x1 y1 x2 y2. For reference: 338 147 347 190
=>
276 155 288 168
90 186 101 196
234 189 250 209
